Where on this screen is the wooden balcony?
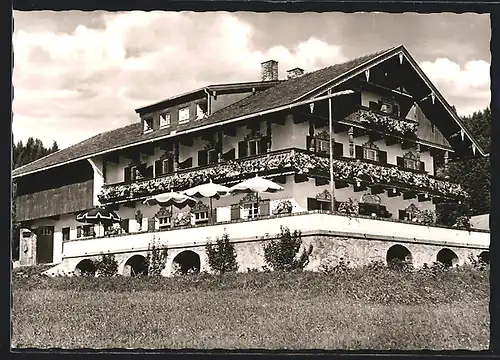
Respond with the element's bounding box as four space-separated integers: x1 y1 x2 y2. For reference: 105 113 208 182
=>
98 148 467 204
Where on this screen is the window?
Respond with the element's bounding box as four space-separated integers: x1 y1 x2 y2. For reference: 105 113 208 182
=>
39 227 52 236
77 225 93 238
196 104 205 119
316 139 330 154
162 159 173 174
248 140 260 156
178 107 190 123
242 202 259 219
194 211 209 225
208 149 218 164
364 148 378 161
158 216 171 229
143 117 153 132
62 227 70 241
404 157 419 170
307 198 332 211
160 113 171 128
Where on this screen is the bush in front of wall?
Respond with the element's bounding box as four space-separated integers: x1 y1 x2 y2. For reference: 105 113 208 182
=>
146 236 168 277
95 254 118 277
205 232 239 275
263 226 313 272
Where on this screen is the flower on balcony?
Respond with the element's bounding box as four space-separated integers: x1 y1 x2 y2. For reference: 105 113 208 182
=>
356 108 418 137
337 198 359 215
411 209 435 225
173 212 191 228
273 199 293 215
98 149 467 204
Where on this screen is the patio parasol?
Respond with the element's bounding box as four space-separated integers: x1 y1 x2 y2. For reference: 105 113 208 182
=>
76 207 121 237
143 190 197 227
183 180 230 223
228 175 284 217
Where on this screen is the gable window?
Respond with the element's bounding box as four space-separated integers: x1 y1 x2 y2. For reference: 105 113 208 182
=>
143 117 153 132
397 151 424 172
155 208 172 229
160 113 171 128
178 107 190 124
369 99 400 117
248 139 261 156
158 217 171 229
307 132 344 157
364 148 378 161
124 163 147 182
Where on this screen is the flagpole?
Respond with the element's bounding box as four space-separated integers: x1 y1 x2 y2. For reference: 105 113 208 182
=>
328 92 336 213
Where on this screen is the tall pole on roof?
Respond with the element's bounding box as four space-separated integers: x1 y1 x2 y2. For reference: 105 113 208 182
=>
328 90 336 213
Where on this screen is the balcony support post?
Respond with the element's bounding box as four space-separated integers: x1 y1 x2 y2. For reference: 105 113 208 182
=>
328 91 336 213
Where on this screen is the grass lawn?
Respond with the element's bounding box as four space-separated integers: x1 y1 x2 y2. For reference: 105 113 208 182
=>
11 267 490 350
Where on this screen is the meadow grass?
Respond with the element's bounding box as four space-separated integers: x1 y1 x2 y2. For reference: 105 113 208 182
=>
11 265 490 350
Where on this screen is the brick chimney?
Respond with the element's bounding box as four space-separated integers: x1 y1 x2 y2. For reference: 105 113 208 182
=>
286 67 305 80
261 60 279 81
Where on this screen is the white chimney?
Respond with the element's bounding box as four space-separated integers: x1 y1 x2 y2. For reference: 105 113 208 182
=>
287 67 305 80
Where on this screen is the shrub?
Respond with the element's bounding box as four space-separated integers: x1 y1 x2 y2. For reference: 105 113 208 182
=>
205 232 238 275
95 254 118 277
319 257 351 275
263 226 313 272
387 258 414 272
146 236 168 277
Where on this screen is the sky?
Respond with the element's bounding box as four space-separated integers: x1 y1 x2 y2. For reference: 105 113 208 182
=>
12 11 491 149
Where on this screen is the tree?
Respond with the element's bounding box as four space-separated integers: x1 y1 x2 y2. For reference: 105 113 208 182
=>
205 232 238 275
436 107 491 224
263 226 313 272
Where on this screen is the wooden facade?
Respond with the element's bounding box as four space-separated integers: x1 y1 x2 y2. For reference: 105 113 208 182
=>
16 180 94 221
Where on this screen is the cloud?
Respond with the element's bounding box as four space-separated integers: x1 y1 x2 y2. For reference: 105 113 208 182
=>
12 11 347 148
419 58 490 115
12 11 490 149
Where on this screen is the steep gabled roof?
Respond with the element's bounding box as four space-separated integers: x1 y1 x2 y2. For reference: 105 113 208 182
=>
13 47 395 179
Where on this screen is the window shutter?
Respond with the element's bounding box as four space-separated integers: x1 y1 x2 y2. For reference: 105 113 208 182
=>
306 135 311 150
260 200 270 216
124 167 132 182
145 165 153 179
238 141 248 158
399 210 407 220
393 104 400 117
154 160 163 177
230 204 240 220
355 145 363 159
259 137 268 154
198 150 208 166
397 156 404 168
307 198 318 211
334 142 344 157
419 161 426 172
223 148 235 161
77 226 82 238
121 219 129 233
167 157 174 173
379 151 387 164
210 210 217 224
178 157 192 169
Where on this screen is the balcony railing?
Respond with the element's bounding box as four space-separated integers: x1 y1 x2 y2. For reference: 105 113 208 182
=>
344 106 419 138
98 148 467 204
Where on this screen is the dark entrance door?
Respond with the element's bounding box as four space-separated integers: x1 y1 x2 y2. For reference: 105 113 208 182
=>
36 226 54 264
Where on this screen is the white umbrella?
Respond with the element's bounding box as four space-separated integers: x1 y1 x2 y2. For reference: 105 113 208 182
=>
143 190 197 228
229 175 284 217
183 180 230 223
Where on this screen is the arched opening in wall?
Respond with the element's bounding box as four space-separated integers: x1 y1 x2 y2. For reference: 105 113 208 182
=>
437 248 459 268
386 244 413 269
75 259 96 277
124 255 148 277
172 251 200 275
478 251 490 264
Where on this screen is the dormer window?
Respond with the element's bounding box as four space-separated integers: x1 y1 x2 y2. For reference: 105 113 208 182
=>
160 113 171 128
355 141 387 164
178 107 190 124
143 117 153 132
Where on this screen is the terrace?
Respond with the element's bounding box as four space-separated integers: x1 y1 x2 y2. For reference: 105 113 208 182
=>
62 209 489 260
